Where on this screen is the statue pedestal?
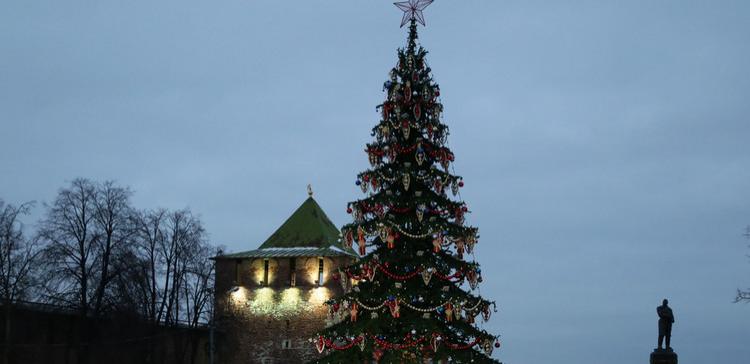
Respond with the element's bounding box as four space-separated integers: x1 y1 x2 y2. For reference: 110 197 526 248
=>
650 348 678 364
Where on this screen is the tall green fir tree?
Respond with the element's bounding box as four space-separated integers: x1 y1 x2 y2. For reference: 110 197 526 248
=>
312 3 500 363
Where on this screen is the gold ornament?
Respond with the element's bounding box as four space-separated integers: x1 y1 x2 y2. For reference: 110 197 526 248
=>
388 298 400 318
350 302 359 322
421 268 433 286
445 303 454 322
432 233 443 253
402 173 411 191
402 120 410 140
357 226 366 255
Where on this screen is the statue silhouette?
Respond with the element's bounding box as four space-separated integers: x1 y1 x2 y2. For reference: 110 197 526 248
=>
657 299 675 350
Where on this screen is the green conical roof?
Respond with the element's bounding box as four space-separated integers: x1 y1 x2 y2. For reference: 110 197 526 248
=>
258 197 344 250
216 196 357 259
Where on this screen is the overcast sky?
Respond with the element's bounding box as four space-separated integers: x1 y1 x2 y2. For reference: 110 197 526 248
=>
2 1 749 363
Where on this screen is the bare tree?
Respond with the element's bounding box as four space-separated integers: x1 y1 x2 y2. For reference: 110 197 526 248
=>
0 199 41 364
127 208 214 363
38 178 100 314
161 209 205 326
38 179 135 316
736 226 750 303
90 181 134 315
182 243 215 328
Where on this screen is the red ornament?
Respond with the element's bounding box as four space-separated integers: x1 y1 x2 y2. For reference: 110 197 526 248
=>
458 181 464 187
435 89 440 97
462 206 468 212
495 341 501 348
347 207 353 214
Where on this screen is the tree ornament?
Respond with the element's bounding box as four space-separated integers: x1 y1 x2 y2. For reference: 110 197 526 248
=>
347 206 353 214
465 311 475 324
433 177 443 195
369 152 379 166
401 119 410 140
416 204 426 222
387 297 401 318
482 304 492 322
455 207 464 225
382 103 391 120
431 334 441 353
373 348 384 361
350 302 359 322
404 81 412 102
421 267 433 286
370 177 380 191
374 203 385 218
466 231 476 254
316 336 326 354
467 269 479 290
388 146 397 162
381 124 391 139
402 173 411 191
432 232 443 253
415 145 426 166
495 339 501 348
414 103 421 120
456 238 465 260
451 180 459 196
357 226 367 255
378 224 389 242
483 339 494 356
445 302 454 322
365 263 377 281
440 157 450 171
344 230 354 248
454 301 464 321
386 230 396 249
458 180 464 187
360 179 369 193
359 336 367 351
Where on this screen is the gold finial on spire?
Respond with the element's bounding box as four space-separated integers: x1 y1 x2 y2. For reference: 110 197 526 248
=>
307 184 313 197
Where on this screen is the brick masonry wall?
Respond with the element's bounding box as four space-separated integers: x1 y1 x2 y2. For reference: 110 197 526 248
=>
215 256 354 364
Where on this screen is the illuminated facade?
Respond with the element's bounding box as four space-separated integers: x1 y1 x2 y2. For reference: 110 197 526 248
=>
214 191 357 364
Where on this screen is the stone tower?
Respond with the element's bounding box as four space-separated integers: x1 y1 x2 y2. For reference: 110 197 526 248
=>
213 190 357 364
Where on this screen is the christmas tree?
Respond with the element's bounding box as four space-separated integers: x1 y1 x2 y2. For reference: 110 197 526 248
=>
312 2 500 363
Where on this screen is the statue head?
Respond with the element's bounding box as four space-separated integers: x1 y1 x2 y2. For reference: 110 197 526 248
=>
662 299 668 306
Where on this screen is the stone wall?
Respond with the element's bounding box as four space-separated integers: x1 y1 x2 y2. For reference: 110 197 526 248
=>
214 255 354 364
